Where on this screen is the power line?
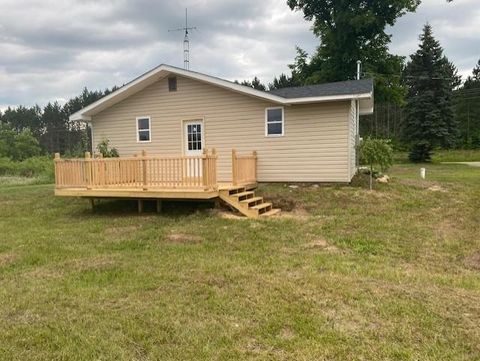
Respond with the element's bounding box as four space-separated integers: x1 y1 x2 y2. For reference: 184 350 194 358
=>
363 71 464 82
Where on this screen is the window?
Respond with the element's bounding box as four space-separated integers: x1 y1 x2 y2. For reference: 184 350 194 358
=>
168 77 177 92
265 107 284 136
186 123 202 151
136 117 151 142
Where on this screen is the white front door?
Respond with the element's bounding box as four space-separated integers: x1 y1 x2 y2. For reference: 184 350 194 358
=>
184 121 203 156
184 120 203 178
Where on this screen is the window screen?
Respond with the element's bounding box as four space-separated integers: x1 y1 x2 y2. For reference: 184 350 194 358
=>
266 108 284 136
137 117 150 142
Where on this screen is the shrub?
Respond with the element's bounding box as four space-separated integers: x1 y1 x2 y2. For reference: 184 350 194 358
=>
96 138 119 158
17 156 54 180
0 157 18 175
359 138 394 190
0 126 41 161
12 129 42 161
0 156 54 181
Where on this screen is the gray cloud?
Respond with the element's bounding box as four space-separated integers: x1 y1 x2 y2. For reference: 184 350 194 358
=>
0 0 478 110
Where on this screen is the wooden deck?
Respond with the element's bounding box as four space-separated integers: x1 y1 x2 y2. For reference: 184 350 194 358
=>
54 149 279 217
54 182 258 200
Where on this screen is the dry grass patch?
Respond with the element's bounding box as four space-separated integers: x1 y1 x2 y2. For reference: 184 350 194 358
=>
0 251 18 267
166 232 203 244
65 255 117 272
104 224 142 240
464 252 480 270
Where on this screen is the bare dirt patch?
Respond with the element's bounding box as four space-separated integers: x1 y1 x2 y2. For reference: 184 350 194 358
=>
278 327 296 340
305 237 339 252
0 252 18 267
66 255 117 271
277 207 310 220
428 185 447 192
464 252 480 270
104 225 141 239
269 196 296 212
166 233 203 244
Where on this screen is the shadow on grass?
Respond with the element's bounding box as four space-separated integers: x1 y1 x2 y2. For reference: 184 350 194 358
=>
75 199 216 218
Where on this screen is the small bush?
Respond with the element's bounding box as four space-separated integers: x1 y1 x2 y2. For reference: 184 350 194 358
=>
96 139 119 158
359 138 394 190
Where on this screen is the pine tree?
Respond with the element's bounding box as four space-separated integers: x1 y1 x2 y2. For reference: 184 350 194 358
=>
404 24 460 161
454 59 480 147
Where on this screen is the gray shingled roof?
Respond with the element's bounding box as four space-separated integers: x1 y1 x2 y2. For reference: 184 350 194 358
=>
268 78 373 99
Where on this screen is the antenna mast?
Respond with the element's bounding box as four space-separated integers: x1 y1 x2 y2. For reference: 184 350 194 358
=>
168 8 197 70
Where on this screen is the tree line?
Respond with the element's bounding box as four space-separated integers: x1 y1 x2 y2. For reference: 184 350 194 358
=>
0 87 118 160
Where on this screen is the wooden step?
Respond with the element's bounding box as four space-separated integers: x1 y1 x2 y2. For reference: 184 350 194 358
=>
251 202 271 210
251 202 272 214
260 208 281 217
218 187 279 218
228 186 246 195
240 196 263 206
233 191 254 200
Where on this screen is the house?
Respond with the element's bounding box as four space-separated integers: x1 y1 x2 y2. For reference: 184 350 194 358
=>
55 64 374 217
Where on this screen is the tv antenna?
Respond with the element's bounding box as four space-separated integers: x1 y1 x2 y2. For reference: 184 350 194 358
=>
168 8 197 70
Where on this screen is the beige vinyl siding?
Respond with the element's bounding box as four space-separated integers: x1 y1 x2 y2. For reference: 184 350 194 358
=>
92 75 351 182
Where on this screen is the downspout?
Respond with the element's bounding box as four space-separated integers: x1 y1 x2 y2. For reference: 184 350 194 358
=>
88 122 94 155
356 60 362 169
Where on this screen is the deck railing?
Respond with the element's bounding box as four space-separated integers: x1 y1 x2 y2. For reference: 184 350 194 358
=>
232 149 257 185
54 149 218 190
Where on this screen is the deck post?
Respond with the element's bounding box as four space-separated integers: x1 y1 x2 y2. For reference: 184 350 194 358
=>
141 149 148 191
212 148 217 188
202 148 208 189
85 151 92 189
156 200 162 213
232 149 237 186
90 198 95 212
54 153 60 188
138 199 143 213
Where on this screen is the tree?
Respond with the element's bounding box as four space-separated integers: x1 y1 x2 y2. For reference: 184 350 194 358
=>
286 0 420 103
1 105 43 138
0 124 41 161
359 138 394 190
11 129 41 161
269 73 294 90
238 77 266 91
403 24 460 161
454 59 480 148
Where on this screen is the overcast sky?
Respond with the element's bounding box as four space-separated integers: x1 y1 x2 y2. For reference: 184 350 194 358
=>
0 0 478 111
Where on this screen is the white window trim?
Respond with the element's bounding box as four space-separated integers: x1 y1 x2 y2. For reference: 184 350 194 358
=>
136 116 151 143
265 107 284 137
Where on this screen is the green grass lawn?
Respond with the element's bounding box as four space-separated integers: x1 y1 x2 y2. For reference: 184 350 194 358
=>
1 164 479 360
